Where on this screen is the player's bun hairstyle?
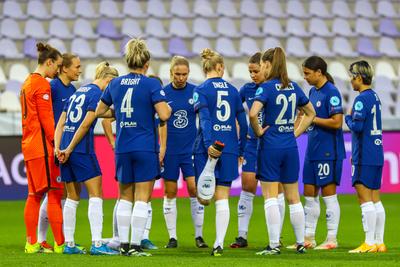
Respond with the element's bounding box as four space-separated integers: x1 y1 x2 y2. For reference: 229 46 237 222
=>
94 61 119 80
148 74 164 86
200 48 224 74
124 38 151 70
349 60 373 86
249 52 261 64
36 42 62 65
170 56 190 81
61 53 79 72
303 56 335 84
262 47 289 89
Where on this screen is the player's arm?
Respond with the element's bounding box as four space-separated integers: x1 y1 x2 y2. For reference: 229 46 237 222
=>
101 118 116 150
345 114 364 133
237 111 248 157
249 101 268 137
294 109 303 129
60 111 96 163
158 122 167 165
313 113 343 130
36 84 55 145
154 101 172 122
295 102 316 138
95 100 115 118
54 111 66 157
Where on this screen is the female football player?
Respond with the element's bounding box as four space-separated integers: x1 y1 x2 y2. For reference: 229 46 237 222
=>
301 56 345 250
55 62 119 255
250 47 315 255
193 48 248 256
345 61 386 253
95 38 171 257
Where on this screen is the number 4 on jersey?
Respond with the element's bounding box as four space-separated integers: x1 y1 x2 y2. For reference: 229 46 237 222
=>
121 88 134 118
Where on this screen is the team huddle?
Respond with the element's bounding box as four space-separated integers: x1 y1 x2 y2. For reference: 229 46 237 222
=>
20 38 385 257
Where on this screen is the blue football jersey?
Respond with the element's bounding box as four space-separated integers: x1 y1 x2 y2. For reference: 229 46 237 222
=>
346 89 383 166
101 73 166 154
51 76 76 126
254 79 309 150
239 82 264 139
193 77 244 155
306 81 346 161
60 83 101 154
164 82 197 155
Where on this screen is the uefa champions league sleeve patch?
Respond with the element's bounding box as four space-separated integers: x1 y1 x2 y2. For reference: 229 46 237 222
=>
255 87 263 96
330 96 340 106
193 92 199 102
354 101 364 111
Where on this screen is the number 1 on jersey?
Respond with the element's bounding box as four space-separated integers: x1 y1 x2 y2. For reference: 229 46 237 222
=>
121 87 134 118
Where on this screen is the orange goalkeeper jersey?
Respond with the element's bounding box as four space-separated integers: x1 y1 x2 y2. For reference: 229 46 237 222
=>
20 73 55 161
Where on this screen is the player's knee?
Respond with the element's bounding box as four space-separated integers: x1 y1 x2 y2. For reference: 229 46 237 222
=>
165 189 177 199
242 184 257 194
187 186 197 197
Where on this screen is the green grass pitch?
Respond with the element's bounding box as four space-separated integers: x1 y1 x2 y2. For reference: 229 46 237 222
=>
1 194 399 266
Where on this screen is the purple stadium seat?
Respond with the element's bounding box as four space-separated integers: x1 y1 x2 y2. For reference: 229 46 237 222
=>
120 37 130 55
379 37 400 58
217 18 241 38
51 0 76 19
193 18 218 38
331 0 355 19
287 0 308 19
23 38 37 58
357 37 381 58
123 0 147 18
375 61 398 81
332 18 356 37
309 37 335 58
99 0 124 19
286 18 311 37
194 0 217 18
355 0 378 19
146 38 169 59
147 0 171 18
262 18 287 37
71 38 98 59
309 0 333 19
168 37 195 58
379 19 400 37
263 0 286 18
5 80 23 95
192 37 212 54
355 18 379 37
377 1 398 18
333 37 358 58
262 37 282 50
217 0 240 18
239 37 260 57
97 19 122 40
47 38 67 53
1 19 25 40
240 0 263 18
9 63 30 82
121 19 145 38
170 0 195 18
74 19 99 39
96 38 120 58
27 0 52 20
286 37 309 58
241 18 263 38
49 19 74 39
75 0 99 19
169 18 195 38
309 18 334 38
146 18 171 39
375 77 396 94
0 39 24 59
25 19 49 39
3 1 27 20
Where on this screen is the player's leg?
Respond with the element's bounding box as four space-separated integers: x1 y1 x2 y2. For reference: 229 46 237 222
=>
372 189 386 252
141 181 157 250
212 184 231 256
277 183 285 242
162 154 179 248
186 176 208 248
37 194 49 246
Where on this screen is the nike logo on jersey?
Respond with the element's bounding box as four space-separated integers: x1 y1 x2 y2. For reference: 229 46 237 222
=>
248 97 255 101
319 176 328 180
167 101 173 105
62 98 67 102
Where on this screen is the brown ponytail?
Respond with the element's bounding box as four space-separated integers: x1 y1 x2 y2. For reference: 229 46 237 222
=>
262 47 289 89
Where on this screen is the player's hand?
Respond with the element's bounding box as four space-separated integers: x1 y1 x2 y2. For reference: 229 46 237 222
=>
58 148 72 163
208 145 222 159
238 156 244 166
254 125 269 137
111 141 115 151
159 146 166 166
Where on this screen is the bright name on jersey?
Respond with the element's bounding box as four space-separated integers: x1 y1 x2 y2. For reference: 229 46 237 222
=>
120 78 141 86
